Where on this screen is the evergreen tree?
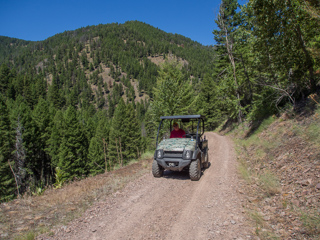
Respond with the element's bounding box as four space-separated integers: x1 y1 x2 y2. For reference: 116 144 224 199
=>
48 110 63 169
124 103 141 162
197 73 224 130
22 75 34 108
87 115 110 174
58 106 88 180
108 98 126 167
0 64 11 95
151 61 197 120
146 61 197 147
88 136 104 174
47 76 63 108
32 98 52 183
0 95 15 201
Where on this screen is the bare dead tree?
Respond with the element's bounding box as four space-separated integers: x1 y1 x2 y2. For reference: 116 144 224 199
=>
258 81 296 109
8 160 20 198
14 116 26 194
93 161 104 171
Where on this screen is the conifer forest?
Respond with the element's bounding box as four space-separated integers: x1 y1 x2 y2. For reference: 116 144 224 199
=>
0 0 319 201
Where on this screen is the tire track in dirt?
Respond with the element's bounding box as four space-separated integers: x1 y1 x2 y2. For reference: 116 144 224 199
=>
41 133 252 240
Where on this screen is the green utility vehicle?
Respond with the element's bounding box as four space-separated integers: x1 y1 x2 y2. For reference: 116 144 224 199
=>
152 115 209 181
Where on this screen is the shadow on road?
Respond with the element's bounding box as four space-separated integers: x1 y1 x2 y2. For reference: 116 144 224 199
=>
162 170 190 180
162 162 211 180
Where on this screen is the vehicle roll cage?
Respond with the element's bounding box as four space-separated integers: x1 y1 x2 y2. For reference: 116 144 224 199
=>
156 115 205 148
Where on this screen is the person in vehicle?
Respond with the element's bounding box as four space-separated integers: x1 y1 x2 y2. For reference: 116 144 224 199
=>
170 122 186 138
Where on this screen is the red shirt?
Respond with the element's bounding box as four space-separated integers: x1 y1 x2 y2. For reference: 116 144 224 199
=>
170 129 186 138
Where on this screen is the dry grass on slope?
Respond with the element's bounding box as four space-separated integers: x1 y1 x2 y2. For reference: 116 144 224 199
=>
232 101 320 240
0 157 152 240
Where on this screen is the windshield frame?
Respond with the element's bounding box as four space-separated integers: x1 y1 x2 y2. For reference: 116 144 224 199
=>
156 115 205 148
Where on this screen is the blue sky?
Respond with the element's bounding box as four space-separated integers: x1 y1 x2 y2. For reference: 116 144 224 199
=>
0 0 224 46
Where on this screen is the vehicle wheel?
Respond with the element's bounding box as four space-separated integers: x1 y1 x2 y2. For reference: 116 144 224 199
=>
152 160 164 177
203 152 209 168
189 159 201 181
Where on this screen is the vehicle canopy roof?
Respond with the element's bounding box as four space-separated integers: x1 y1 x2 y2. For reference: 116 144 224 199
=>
160 115 204 120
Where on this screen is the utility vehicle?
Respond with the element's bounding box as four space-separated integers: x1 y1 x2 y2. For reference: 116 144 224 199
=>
152 115 209 181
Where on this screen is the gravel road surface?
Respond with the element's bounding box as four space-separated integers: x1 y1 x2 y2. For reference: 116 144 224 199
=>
41 132 252 240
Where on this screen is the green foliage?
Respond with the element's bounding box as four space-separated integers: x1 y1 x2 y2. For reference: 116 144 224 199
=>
53 167 65 189
300 209 320 235
151 61 197 117
108 98 127 167
210 0 320 125
47 110 63 168
87 117 110 174
145 61 198 146
0 13 318 202
124 103 142 161
303 105 320 146
247 0 320 95
58 106 88 180
88 136 105 174
258 170 281 197
14 230 36 240
0 95 16 201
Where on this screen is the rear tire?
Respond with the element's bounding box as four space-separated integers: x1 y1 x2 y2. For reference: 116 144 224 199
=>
189 159 201 181
203 152 209 168
152 160 164 177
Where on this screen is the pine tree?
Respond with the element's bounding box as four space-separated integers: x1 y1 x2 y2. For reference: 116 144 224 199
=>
87 115 110 174
0 95 15 201
197 73 224 130
92 116 110 171
47 76 62 108
58 106 88 180
108 98 126 167
32 98 52 184
151 61 197 120
48 110 63 169
124 103 141 162
88 136 105 175
0 64 11 95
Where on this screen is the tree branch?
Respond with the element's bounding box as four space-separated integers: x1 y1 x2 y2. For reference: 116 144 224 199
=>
8 160 20 198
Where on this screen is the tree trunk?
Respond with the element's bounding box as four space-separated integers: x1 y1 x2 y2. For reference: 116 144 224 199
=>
8 160 20 198
296 25 316 92
115 138 120 168
223 23 243 123
102 138 107 172
119 137 123 167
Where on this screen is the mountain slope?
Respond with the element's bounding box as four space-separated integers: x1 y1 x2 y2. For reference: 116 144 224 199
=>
233 101 320 239
1 21 215 106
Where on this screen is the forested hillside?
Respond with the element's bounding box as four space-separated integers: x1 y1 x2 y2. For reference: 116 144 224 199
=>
0 0 320 203
0 21 216 201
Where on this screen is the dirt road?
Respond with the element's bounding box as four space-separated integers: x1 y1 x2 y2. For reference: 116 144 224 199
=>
43 133 252 240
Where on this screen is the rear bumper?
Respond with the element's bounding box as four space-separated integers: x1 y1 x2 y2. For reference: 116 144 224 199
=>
155 158 191 171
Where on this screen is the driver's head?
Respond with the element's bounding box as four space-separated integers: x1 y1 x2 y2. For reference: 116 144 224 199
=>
173 122 179 130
